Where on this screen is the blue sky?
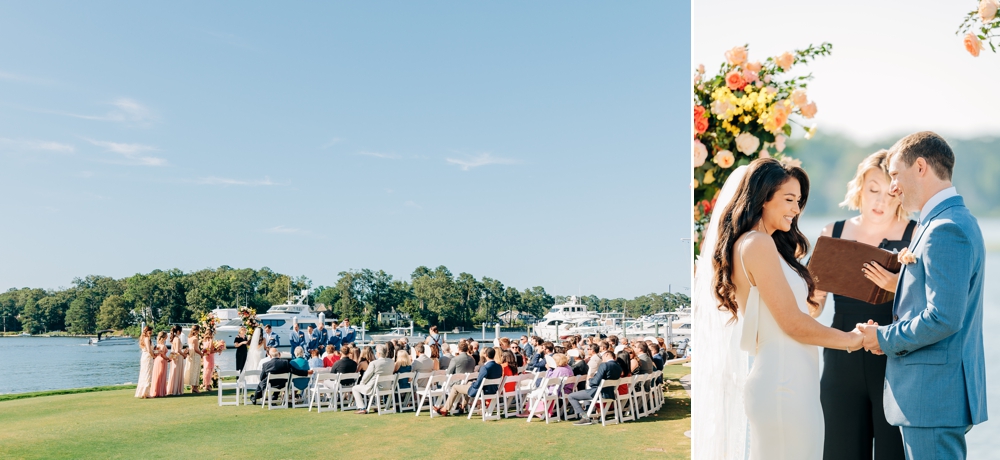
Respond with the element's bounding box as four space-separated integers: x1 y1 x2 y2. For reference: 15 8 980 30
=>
0 1 691 299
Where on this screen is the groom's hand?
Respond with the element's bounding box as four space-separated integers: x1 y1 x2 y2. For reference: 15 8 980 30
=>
857 320 883 355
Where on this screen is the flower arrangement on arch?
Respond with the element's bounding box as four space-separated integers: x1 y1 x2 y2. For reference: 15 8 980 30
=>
237 305 259 337
198 312 221 338
693 43 832 257
958 0 999 56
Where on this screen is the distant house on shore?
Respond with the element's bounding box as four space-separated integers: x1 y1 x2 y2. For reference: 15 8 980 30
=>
498 310 538 326
377 309 411 327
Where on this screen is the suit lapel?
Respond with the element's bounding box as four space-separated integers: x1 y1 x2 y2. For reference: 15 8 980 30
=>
893 196 965 318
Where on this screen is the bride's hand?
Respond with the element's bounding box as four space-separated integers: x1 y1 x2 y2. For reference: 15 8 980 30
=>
862 261 897 293
846 328 865 353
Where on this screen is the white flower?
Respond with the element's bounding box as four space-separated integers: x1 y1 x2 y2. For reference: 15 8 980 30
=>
980 0 998 22
779 156 802 168
805 124 818 139
693 140 709 168
735 132 760 155
774 134 787 153
711 99 732 117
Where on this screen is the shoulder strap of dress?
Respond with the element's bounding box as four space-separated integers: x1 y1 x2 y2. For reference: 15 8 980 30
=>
832 220 846 239
739 232 755 287
902 219 918 241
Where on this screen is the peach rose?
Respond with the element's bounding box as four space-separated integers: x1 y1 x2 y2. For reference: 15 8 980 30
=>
898 247 917 265
791 89 808 107
800 101 817 118
759 149 770 159
694 140 709 167
980 0 998 22
746 61 762 72
735 132 760 155
697 64 705 74
725 70 746 91
725 46 747 66
713 150 736 169
771 102 791 130
742 68 759 84
965 33 985 57
775 52 794 71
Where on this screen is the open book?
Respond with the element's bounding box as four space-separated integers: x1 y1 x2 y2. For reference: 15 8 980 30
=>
807 236 902 304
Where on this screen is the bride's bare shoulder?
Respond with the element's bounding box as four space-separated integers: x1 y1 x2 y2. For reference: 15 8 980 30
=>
736 231 778 257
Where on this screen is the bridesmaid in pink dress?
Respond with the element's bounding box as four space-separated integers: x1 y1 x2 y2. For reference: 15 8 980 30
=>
134 326 155 398
150 332 170 398
166 325 187 395
202 332 217 391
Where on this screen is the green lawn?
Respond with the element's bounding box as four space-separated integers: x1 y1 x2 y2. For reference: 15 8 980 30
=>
0 365 690 460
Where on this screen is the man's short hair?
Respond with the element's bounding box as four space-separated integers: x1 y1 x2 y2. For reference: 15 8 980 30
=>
887 131 955 181
295 346 304 357
376 344 386 358
485 347 497 360
459 341 470 353
264 325 271 329
589 344 600 354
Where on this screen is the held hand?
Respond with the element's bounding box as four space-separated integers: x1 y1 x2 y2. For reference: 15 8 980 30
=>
846 327 865 353
863 261 898 293
856 321 883 355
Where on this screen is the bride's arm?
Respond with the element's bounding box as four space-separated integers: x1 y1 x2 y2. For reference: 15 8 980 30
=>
743 234 863 351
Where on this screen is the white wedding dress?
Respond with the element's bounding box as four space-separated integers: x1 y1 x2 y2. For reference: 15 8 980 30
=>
739 234 824 460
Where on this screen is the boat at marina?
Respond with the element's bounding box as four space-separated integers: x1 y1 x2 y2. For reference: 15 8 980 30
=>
368 324 424 343
532 296 601 340
88 330 137 346
205 290 354 347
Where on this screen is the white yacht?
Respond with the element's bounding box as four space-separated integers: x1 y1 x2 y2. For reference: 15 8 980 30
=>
368 323 424 344
207 290 342 347
88 329 137 346
532 296 600 340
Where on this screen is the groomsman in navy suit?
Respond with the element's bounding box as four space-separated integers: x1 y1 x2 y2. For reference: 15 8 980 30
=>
316 321 329 350
288 319 306 354
264 325 280 348
305 324 320 354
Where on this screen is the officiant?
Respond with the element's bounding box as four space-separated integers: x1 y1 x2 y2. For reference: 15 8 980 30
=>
811 150 916 460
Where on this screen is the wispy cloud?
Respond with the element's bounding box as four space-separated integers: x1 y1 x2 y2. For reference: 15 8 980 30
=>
196 176 278 186
86 138 166 166
322 137 344 149
0 138 75 153
357 151 402 159
445 152 520 171
264 225 306 234
34 98 157 127
404 200 422 209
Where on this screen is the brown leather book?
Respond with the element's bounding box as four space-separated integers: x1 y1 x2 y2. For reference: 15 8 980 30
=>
807 236 902 304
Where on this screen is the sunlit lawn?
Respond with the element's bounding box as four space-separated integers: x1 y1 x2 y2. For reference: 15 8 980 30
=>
0 365 690 459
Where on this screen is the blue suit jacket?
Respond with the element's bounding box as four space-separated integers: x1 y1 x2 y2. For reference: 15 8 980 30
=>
877 195 988 427
289 330 306 351
468 360 502 397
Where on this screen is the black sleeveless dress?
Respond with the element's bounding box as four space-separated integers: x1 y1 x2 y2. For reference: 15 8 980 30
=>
820 219 915 460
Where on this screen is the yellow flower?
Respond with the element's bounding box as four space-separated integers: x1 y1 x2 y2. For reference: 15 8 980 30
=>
703 169 716 184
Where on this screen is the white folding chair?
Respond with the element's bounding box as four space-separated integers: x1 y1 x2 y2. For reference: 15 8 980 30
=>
415 372 452 417
525 377 561 424
499 374 527 418
288 372 313 408
616 375 637 422
368 374 397 415
336 372 361 411
263 372 290 410
558 375 584 420
633 374 650 418
467 376 504 421
217 370 242 406
394 372 417 412
308 372 339 413
584 378 620 426
242 371 260 406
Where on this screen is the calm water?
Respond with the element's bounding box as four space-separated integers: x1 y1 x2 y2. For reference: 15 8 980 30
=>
0 329 531 394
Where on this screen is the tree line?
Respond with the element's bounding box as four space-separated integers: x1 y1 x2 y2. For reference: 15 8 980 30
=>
0 265 690 335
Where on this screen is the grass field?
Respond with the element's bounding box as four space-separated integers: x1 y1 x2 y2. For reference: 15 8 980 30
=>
0 365 690 460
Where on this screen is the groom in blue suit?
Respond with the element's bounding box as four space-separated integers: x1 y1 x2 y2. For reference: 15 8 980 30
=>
860 131 988 460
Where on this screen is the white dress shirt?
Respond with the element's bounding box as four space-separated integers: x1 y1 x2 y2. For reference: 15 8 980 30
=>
920 187 958 224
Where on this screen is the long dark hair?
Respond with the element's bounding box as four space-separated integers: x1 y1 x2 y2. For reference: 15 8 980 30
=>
712 158 817 323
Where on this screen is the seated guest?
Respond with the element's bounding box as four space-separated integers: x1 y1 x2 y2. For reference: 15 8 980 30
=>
510 343 525 368
434 344 448 370
649 343 665 371
259 347 275 368
546 353 576 395
357 346 375 373
446 341 475 375
290 347 312 394
435 347 502 416
385 341 396 360
250 348 312 405
352 345 395 414
412 345 434 374
395 349 413 389
398 337 411 355
568 349 588 377
330 346 358 385
586 344 602 379
500 350 518 393
322 345 341 367
498 337 511 351
308 348 325 369
570 351 623 426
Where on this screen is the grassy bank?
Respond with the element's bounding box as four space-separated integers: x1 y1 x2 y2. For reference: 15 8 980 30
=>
0 365 690 459
0 385 136 402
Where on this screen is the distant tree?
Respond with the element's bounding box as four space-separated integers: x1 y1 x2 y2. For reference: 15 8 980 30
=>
98 295 132 330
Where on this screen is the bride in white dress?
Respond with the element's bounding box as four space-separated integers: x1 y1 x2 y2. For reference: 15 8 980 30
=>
693 158 863 460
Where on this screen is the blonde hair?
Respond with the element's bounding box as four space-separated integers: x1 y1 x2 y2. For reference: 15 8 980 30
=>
839 149 908 221
552 353 569 368
395 349 413 367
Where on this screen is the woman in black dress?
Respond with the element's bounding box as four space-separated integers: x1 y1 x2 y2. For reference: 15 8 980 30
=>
814 150 913 460
233 327 249 372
